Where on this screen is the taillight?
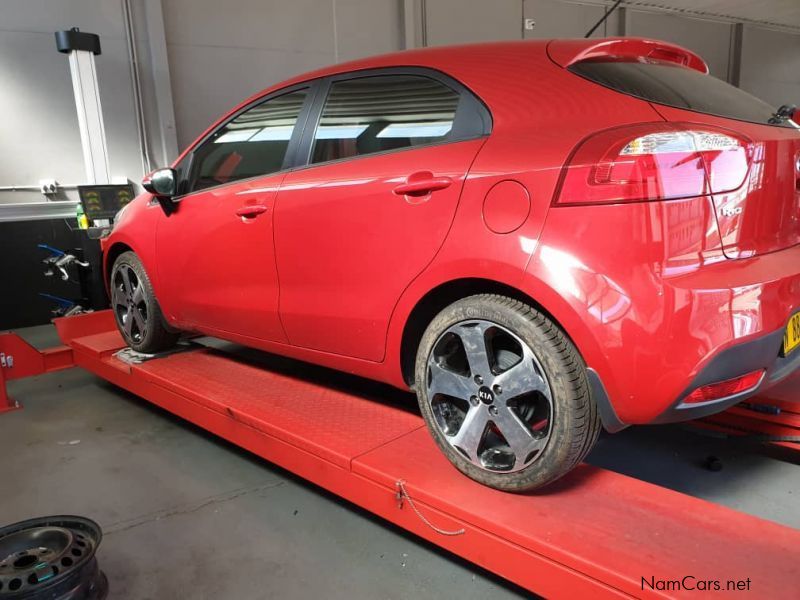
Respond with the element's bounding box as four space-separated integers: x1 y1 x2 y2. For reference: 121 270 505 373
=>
682 370 764 404
555 123 751 206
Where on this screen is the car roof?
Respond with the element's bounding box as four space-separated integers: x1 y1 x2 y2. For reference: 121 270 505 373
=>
277 40 548 88
248 37 706 103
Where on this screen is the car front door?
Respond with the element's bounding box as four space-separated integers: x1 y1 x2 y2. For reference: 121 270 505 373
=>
273 71 490 361
156 86 312 342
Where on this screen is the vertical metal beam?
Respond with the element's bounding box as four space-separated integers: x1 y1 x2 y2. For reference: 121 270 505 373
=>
402 0 426 49
617 6 628 36
123 0 152 176
727 22 744 87
68 49 111 184
332 0 340 62
143 0 180 167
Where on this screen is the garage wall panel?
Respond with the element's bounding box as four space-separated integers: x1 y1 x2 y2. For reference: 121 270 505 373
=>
162 0 404 150
0 0 124 37
334 0 404 62
627 10 732 79
0 0 145 197
740 25 800 109
162 0 335 150
523 0 620 39
424 0 523 46
0 31 84 191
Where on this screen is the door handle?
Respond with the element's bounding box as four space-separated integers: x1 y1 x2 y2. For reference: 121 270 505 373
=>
393 174 453 197
235 204 268 219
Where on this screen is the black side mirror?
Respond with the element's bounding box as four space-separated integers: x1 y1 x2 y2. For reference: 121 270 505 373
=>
143 168 178 216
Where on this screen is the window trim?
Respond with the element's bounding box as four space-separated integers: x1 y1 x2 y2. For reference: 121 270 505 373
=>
173 81 322 199
171 67 493 199
293 67 493 171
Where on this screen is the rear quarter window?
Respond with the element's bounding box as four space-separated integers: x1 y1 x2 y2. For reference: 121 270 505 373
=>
569 61 793 128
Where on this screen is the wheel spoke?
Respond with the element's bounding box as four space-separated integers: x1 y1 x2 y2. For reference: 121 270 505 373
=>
131 282 145 306
111 286 127 310
132 307 147 336
120 266 133 296
122 308 134 337
456 322 492 378
494 350 550 400
428 361 473 400
493 408 545 466
449 407 490 462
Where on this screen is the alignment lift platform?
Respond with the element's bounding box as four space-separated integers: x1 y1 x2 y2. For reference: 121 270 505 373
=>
1 310 799 598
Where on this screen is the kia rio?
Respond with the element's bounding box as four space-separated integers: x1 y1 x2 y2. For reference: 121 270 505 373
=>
104 38 800 491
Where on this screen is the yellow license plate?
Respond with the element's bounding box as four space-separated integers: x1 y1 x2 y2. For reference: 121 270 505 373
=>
785 313 800 356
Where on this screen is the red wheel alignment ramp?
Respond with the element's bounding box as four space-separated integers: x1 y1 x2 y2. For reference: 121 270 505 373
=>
53 311 799 599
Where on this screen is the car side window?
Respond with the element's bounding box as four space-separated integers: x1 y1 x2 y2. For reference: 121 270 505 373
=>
188 88 308 193
311 75 460 164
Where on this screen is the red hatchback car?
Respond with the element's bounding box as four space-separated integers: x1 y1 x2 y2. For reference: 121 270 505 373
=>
104 37 800 491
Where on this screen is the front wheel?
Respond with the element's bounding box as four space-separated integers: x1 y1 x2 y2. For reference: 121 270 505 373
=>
414 294 601 492
110 251 178 353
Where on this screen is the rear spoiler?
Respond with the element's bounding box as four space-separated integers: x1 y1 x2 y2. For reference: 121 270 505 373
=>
547 37 709 74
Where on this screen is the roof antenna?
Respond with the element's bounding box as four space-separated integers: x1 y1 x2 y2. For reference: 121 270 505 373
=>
584 0 623 38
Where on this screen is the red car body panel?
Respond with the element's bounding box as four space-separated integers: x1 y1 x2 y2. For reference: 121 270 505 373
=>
156 175 287 342
274 139 485 361
104 38 800 428
650 105 800 258
547 37 709 73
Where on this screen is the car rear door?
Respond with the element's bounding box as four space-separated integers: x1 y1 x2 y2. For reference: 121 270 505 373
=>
273 70 490 361
156 86 313 342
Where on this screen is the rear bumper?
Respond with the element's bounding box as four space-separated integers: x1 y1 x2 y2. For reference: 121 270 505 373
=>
651 319 800 424
587 303 800 433
528 202 800 429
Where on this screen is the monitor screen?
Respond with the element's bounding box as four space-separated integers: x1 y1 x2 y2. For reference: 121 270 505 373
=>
77 184 135 221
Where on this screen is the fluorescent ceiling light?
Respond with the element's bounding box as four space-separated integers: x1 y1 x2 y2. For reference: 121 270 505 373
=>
250 125 294 141
214 128 260 143
377 122 452 138
316 125 368 139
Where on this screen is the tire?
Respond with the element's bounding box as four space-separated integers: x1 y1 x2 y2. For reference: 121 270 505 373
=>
414 294 601 492
110 251 179 353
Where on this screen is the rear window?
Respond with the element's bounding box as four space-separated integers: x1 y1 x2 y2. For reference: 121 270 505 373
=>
569 60 792 128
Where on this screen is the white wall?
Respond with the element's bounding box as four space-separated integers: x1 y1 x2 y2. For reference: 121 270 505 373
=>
740 25 800 107
425 0 523 46
0 0 144 201
162 0 403 149
523 0 620 39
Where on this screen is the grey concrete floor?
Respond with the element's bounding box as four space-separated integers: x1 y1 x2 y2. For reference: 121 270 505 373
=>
2 324 799 599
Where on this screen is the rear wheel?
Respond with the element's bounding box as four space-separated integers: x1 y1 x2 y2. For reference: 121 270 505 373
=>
110 251 178 353
414 294 601 491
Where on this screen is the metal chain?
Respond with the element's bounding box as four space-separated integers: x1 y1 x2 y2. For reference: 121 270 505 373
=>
396 480 465 537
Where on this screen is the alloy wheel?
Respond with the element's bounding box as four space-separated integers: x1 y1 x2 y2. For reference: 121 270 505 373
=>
426 319 553 473
111 264 148 344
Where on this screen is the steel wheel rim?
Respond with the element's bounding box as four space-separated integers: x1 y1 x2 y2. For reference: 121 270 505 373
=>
426 319 554 473
0 515 106 598
111 264 148 344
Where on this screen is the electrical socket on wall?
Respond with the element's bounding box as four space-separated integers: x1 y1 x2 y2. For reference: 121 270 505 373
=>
39 179 59 195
